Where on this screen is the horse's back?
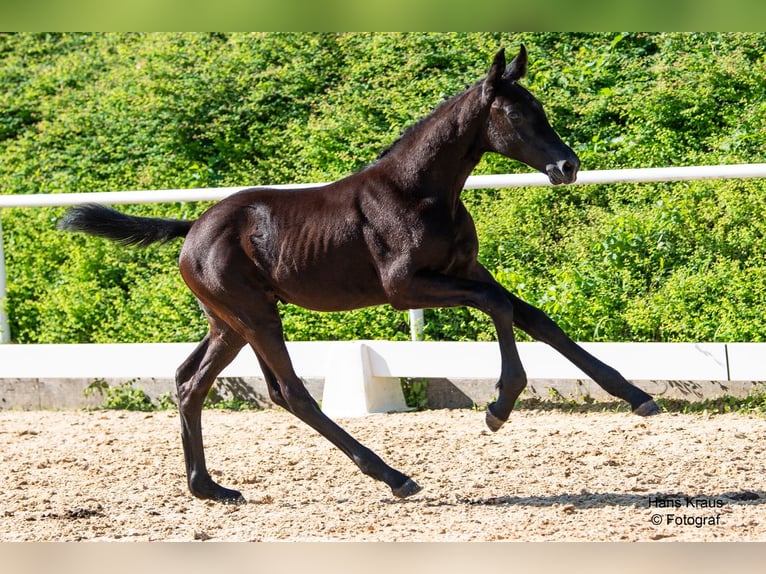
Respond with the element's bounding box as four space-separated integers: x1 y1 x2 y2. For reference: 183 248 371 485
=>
180 184 389 311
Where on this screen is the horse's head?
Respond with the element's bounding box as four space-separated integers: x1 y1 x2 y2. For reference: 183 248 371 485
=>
481 45 580 185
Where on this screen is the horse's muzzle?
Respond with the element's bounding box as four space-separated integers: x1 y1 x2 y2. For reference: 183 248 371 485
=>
546 157 580 185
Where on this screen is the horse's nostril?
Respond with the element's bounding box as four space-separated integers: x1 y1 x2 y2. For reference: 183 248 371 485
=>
558 158 579 182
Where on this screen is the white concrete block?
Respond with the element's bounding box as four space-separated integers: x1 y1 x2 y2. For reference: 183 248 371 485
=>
320 341 409 418
726 343 766 381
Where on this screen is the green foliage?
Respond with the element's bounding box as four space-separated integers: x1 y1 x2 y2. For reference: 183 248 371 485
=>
2 33 766 344
401 378 429 411
656 386 766 416
515 385 766 416
203 394 259 411
83 377 262 411
280 304 410 342
83 378 161 411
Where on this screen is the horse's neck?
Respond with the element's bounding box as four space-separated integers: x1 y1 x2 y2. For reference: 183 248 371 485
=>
379 86 487 202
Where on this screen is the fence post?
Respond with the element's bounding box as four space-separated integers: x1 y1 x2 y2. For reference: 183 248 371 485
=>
0 212 10 343
409 309 424 341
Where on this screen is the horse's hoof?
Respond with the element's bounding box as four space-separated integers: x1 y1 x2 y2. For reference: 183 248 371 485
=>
191 478 246 504
392 478 423 499
633 399 661 417
485 405 505 432
219 490 247 505
209 483 246 504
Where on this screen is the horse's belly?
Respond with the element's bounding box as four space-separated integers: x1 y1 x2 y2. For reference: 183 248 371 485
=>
275 275 388 312
268 251 387 312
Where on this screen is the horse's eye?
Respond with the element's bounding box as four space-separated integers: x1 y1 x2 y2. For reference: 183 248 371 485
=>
503 105 521 122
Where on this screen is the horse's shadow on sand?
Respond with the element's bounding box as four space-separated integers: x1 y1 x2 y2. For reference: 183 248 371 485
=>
390 489 766 509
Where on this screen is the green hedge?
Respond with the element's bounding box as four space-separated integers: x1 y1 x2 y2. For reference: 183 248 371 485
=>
1 33 765 343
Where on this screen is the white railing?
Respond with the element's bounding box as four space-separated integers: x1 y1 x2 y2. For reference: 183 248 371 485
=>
2 163 766 210
1 164 766 347
1 341 764 415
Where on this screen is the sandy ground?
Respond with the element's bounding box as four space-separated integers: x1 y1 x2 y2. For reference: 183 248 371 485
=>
1 407 765 542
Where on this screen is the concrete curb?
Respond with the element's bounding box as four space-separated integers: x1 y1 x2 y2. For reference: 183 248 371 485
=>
1 375 761 411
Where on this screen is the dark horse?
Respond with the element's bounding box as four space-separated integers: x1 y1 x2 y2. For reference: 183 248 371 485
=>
60 46 660 503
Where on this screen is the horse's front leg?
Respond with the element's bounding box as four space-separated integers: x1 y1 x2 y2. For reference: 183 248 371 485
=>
483 309 528 432
508 294 660 415
384 270 529 432
465 264 660 418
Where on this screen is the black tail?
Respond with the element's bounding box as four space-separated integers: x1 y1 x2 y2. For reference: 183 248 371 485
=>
58 204 194 247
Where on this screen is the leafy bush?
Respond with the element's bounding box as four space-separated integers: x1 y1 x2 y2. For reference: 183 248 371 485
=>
516 386 766 416
84 379 160 411
2 33 765 344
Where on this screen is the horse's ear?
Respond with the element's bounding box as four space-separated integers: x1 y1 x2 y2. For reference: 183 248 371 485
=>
482 47 506 104
503 44 527 82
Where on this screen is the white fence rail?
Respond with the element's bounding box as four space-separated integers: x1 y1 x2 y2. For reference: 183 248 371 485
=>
2 164 766 209
1 341 764 415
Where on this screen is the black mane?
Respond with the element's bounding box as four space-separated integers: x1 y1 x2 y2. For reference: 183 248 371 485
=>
375 82 480 161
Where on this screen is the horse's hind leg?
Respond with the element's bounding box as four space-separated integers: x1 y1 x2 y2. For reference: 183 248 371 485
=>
176 315 246 503
254 354 290 411
213 294 421 499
